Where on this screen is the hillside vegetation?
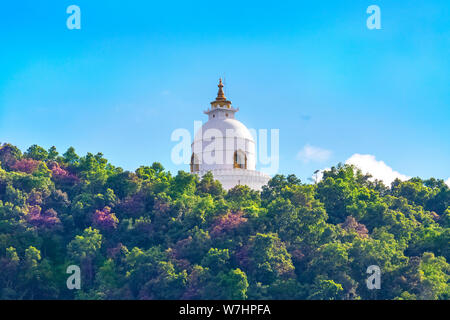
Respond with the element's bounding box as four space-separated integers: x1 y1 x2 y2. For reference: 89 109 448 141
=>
0 143 448 300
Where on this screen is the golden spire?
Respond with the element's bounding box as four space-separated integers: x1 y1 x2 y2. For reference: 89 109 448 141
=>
210 78 232 108
216 78 226 101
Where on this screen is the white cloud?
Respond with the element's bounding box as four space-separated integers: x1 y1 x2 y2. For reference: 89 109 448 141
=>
345 154 410 185
297 144 332 163
445 178 450 187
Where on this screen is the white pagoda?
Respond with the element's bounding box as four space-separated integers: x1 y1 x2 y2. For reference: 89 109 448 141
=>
190 79 270 190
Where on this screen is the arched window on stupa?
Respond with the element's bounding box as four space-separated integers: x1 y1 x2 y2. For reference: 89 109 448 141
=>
233 150 247 169
190 153 200 172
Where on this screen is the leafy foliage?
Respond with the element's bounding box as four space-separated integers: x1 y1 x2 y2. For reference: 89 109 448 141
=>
0 144 448 300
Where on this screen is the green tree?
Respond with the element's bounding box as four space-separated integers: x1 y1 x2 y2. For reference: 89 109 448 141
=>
25 145 48 161
243 233 295 284
308 277 344 300
106 171 140 199
418 252 449 299
67 227 103 285
47 146 59 161
215 268 249 300
201 248 230 272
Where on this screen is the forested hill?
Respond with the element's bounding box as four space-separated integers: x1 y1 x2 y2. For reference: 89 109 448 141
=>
0 143 448 300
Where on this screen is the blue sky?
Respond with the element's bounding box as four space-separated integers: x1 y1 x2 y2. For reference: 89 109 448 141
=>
0 0 449 183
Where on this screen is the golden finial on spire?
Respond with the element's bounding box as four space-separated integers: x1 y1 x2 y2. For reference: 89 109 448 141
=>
210 78 232 108
216 78 226 101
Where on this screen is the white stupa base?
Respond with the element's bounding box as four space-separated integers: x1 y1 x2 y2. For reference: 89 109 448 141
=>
194 169 271 191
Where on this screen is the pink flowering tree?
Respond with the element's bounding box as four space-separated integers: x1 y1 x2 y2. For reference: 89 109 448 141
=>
11 159 40 174
27 206 61 229
210 211 248 238
340 216 369 238
92 206 119 231
48 162 79 185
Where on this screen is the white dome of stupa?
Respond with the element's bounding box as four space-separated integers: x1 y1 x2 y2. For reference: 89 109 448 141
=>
193 118 254 144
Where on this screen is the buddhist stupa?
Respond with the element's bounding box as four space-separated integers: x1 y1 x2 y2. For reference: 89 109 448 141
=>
190 79 271 190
